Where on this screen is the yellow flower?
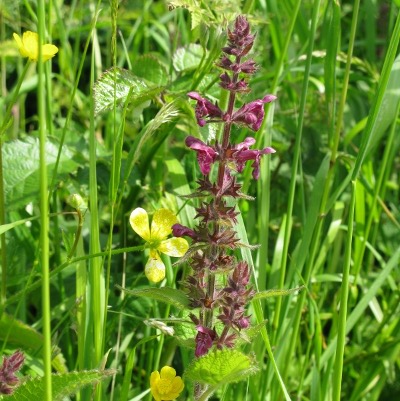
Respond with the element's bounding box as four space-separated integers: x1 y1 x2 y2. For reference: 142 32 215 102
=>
129 208 189 283
150 366 184 401
13 31 58 62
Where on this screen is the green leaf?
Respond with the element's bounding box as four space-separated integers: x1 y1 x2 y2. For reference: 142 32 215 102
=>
0 369 115 401
117 286 189 310
3 137 78 211
173 44 204 72
93 67 162 115
0 313 68 373
0 216 37 235
367 54 400 153
184 349 258 386
130 55 169 86
253 286 305 300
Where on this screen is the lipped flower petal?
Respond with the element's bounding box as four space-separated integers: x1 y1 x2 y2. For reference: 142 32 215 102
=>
187 92 223 127
231 94 277 131
186 136 218 175
150 209 178 241
145 251 166 283
172 223 197 239
158 237 189 257
130 208 151 241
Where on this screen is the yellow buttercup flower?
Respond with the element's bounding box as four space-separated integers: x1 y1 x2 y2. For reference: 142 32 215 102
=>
129 208 189 283
150 366 184 401
13 31 58 62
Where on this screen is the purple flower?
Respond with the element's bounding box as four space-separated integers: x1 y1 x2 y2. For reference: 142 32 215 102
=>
172 223 197 240
185 136 218 175
195 326 217 357
231 94 277 131
236 316 250 329
223 16 255 57
227 137 275 179
219 73 250 93
187 92 223 127
218 57 257 74
235 147 276 180
0 351 25 395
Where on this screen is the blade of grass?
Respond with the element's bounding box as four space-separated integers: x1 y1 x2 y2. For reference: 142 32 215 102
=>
331 180 356 401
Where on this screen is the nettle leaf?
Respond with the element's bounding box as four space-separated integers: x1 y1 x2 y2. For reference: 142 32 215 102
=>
184 349 258 387
3 137 78 211
173 44 204 72
0 369 115 401
93 67 162 115
131 55 169 86
253 286 305 300
169 1 213 29
117 286 189 310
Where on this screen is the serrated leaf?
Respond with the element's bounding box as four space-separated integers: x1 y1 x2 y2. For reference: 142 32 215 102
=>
184 349 258 386
131 55 169 86
173 44 204 72
93 67 162 115
253 286 305 300
3 137 78 211
117 286 189 310
0 369 115 401
0 313 68 373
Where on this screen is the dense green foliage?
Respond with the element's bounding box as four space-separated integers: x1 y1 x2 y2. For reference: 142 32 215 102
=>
0 1 399 400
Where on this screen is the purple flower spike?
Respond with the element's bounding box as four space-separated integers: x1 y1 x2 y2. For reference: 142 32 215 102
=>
231 94 277 131
188 92 223 127
185 136 218 175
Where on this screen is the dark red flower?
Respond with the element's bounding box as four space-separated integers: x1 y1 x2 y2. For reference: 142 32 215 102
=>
0 351 25 395
227 137 275 179
231 94 277 131
172 223 197 240
187 92 223 127
195 326 217 357
185 136 218 175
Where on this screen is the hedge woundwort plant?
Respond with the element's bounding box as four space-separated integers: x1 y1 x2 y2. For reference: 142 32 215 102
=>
172 15 276 397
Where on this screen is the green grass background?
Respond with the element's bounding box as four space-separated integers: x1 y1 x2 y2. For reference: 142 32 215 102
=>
0 0 399 400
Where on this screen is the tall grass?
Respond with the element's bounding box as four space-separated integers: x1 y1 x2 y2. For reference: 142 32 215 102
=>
0 1 399 400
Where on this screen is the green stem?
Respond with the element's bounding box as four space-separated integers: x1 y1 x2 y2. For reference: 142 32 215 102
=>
37 0 52 398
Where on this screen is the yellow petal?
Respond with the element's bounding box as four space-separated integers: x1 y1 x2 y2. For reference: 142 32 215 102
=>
145 253 165 283
22 31 39 60
158 238 189 257
171 376 184 393
42 44 59 61
130 208 151 241
150 370 160 387
150 371 162 401
150 209 178 241
160 366 176 380
13 32 30 58
13 33 23 48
